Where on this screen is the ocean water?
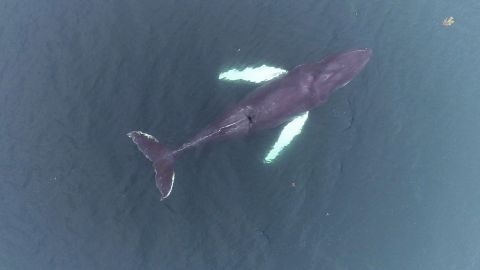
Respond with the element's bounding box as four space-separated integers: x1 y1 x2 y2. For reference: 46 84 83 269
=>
1 0 480 269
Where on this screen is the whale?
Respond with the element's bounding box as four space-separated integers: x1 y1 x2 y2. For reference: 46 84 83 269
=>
128 48 372 200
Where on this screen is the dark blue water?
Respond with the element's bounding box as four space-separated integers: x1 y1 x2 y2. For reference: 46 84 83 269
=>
2 0 480 269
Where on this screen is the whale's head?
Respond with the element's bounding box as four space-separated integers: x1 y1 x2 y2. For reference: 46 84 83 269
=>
297 49 372 103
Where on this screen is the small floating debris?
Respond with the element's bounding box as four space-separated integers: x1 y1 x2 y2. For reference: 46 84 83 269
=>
442 16 455 27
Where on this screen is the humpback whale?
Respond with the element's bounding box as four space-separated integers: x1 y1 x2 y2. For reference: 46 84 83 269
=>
128 48 372 200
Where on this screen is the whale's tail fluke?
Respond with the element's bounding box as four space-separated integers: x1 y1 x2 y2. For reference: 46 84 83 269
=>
127 131 175 200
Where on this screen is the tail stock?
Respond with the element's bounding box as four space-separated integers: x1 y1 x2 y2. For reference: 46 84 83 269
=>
127 131 175 200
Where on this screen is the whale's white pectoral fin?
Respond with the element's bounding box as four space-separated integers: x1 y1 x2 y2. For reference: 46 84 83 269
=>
263 111 310 164
218 65 287 83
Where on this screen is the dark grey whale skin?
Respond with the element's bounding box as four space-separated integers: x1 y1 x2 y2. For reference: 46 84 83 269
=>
128 48 372 200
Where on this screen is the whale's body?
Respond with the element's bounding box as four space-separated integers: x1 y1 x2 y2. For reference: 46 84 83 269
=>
128 48 372 200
